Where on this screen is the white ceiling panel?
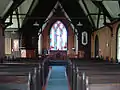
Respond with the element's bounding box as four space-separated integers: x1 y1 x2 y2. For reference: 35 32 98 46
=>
78 0 87 15
0 0 13 18
103 1 120 18
18 0 39 28
78 0 99 28
18 0 34 14
84 0 99 13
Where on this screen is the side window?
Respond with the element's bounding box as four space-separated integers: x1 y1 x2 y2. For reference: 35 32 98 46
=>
82 31 88 45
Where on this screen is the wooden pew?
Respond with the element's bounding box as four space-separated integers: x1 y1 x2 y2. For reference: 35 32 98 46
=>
2 56 50 87
76 65 120 90
3 58 44 63
77 74 120 90
0 72 32 90
0 63 42 90
67 59 120 90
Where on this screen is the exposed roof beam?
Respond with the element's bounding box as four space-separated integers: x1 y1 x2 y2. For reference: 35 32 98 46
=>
1 0 13 18
92 0 119 2
12 14 26 15
87 13 104 15
3 0 25 21
27 0 39 16
20 0 39 27
92 1 113 21
5 13 13 28
45 1 72 23
97 9 101 28
82 0 95 29
103 12 106 25
20 16 89 20
118 1 120 9
102 0 119 1
15 8 20 29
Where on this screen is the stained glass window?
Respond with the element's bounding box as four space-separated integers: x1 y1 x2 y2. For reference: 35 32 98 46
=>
50 20 67 50
13 39 19 51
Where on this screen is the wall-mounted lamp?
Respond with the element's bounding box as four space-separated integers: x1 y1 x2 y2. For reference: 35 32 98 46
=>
11 30 15 34
33 21 39 26
106 43 109 47
72 47 75 51
77 21 83 26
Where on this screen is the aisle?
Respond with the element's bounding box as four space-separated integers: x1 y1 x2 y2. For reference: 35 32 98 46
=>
46 66 69 90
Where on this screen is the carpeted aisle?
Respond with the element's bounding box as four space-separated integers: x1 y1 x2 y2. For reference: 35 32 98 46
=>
46 66 69 90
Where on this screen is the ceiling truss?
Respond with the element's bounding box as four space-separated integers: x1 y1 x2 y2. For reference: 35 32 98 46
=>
2 0 120 32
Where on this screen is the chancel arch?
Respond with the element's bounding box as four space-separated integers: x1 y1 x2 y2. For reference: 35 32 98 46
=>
41 18 75 58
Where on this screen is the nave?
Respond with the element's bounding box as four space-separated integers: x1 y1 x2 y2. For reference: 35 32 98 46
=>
0 57 120 90
0 1 120 90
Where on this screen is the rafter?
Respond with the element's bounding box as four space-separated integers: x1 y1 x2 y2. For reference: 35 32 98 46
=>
118 1 120 9
87 13 104 15
3 0 25 21
97 8 101 28
103 12 106 25
5 13 13 28
82 0 95 29
92 1 113 21
15 8 20 29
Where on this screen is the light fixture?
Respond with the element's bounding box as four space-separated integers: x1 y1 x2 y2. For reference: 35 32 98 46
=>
106 43 109 47
11 30 15 34
77 21 83 26
33 21 39 26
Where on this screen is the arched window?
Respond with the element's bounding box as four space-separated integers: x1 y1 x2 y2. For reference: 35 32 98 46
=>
117 27 120 62
50 20 67 50
82 31 88 45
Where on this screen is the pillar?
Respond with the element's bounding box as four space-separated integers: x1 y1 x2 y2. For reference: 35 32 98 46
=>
0 19 5 59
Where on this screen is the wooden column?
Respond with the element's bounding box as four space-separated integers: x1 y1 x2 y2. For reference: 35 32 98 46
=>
0 20 5 59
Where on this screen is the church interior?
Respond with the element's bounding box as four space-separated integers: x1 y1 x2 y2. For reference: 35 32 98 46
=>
0 0 120 90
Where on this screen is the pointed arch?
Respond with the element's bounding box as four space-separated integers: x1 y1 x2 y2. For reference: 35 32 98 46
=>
95 35 99 57
117 26 120 62
50 20 67 50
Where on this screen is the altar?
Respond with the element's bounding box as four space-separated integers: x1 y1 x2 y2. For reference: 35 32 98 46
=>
49 50 67 60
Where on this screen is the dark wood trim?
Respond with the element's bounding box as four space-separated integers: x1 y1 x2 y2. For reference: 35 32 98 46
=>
3 0 25 21
82 0 95 28
97 9 101 28
92 20 120 33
